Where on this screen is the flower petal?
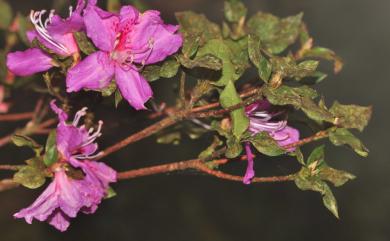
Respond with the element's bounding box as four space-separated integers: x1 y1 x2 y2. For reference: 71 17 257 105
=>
243 142 255 185
67 51 115 92
6 48 53 76
47 210 71 232
84 4 118 52
274 126 300 152
115 66 153 110
50 100 68 123
129 10 182 65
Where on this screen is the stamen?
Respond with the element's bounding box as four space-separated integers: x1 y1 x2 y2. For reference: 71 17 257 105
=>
73 152 103 160
72 107 88 126
69 6 73 17
30 10 69 54
191 118 212 130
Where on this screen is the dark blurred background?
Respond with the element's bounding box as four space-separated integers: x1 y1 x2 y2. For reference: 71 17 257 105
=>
0 0 389 240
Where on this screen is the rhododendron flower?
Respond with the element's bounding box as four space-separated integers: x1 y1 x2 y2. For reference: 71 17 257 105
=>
6 0 85 76
66 1 183 110
14 101 116 231
243 101 300 184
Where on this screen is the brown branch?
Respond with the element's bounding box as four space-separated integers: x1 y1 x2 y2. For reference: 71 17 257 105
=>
283 129 331 150
98 117 179 160
0 179 19 192
0 112 34 122
0 165 23 171
117 157 295 184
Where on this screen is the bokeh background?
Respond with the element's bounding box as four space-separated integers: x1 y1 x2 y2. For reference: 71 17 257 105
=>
0 0 389 240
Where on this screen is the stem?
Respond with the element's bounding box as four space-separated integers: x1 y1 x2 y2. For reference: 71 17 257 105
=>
117 157 295 183
98 117 178 160
0 112 34 122
0 179 19 192
0 165 23 171
283 129 331 150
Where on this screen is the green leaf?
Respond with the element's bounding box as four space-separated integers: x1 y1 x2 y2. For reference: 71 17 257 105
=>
300 47 343 73
224 0 247 23
74 32 96 55
225 38 250 78
13 158 46 189
330 102 372 132
182 36 200 58
226 135 243 158
294 148 305 165
0 0 12 30
176 11 221 47
12 135 43 156
301 97 335 123
307 145 325 166
142 65 161 82
247 12 303 54
264 85 318 107
199 136 223 160
247 132 286 156
271 56 319 80
329 128 368 157
43 130 58 167
160 58 180 78
220 81 249 139
319 167 356 187
248 35 272 82
101 81 117 97
16 13 29 45
295 174 339 218
197 39 239 86
179 54 223 71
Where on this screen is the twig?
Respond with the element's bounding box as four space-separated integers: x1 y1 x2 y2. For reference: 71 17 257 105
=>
0 179 19 192
0 112 34 122
0 165 23 171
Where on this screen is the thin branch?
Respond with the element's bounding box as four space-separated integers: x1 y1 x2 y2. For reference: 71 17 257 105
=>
0 179 19 192
117 157 295 183
0 112 34 122
0 165 23 171
98 117 179 160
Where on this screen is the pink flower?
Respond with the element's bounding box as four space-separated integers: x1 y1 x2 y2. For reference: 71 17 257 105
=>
243 101 300 184
6 0 85 76
14 101 116 231
66 1 183 110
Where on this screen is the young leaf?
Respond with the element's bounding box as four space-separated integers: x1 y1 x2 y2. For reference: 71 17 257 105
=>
101 81 117 97
220 81 249 139
160 58 180 78
319 167 356 187
247 12 303 54
43 130 59 167
224 0 247 23
330 102 373 132
329 128 369 157
307 145 325 165
178 54 223 71
142 65 161 82
199 136 223 160
248 35 272 82
13 158 46 189
12 135 43 156
247 132 286 156
197 39 238 86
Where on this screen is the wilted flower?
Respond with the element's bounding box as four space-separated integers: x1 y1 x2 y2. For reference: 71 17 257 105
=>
66 0 183 109
6 0 85 76
243 101 300 184
14 101 116 231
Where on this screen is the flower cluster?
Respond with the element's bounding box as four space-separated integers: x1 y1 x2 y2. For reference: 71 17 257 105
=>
6 0 182 110
14 101 116 231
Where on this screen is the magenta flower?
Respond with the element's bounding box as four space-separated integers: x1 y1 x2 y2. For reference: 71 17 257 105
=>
243 101 300 184
6 0 85 76
14 101 116 231
66 1 183 110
